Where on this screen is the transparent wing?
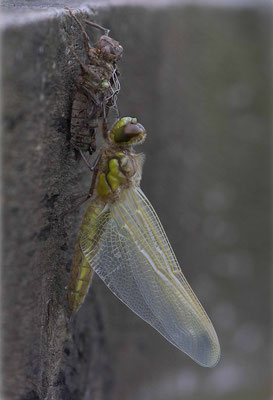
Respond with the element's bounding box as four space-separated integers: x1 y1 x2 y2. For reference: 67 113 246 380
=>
81 187 220 367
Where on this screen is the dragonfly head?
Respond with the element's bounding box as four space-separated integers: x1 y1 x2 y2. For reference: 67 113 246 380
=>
97 36 123 62
110 117 146 146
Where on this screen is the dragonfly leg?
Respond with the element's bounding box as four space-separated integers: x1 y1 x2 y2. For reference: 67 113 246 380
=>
73 145 94 170
88 128 97 154
69 45 90 76
90 152 102 171
102 104 110 142
66 8 91 55
88 154 102 197
83 19 110 36
81 86 100 107
88 174 97 198
61 153 101 219
69 192 91 202
60 194 91 219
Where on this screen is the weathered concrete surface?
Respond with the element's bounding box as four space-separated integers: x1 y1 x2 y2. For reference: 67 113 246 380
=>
1 7 112 400
1 2 272 400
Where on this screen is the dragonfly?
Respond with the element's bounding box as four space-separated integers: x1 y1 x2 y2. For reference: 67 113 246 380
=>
68 117 220 367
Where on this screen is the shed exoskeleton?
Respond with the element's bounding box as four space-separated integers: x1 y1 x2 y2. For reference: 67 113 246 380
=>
67 9 123 160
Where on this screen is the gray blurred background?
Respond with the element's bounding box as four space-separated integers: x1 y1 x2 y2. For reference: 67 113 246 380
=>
1 1 272 399
100 4 272 400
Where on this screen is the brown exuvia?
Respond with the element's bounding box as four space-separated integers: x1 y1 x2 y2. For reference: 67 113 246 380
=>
67 9 123 157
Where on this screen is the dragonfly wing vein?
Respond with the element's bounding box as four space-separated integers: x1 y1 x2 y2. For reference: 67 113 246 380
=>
80 187 220 367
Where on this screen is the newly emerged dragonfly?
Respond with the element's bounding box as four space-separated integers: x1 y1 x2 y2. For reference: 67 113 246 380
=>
68 117 220 367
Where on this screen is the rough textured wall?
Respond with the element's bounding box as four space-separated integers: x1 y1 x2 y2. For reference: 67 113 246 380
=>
1 2 272 400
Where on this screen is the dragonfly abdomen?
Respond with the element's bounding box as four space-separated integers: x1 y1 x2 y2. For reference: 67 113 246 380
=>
68 238 94 312
68 200 109 312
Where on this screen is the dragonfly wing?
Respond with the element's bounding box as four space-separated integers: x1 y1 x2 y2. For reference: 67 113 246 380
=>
81 187 220 367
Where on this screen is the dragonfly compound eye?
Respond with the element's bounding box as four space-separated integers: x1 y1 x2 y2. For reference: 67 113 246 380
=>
110 117 146 145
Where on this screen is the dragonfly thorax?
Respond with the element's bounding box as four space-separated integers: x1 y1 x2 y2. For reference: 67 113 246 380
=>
96 149 143 201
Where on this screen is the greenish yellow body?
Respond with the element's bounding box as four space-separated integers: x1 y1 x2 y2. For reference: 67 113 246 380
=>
67 118 220 368
68 201 107 312
68 120 145 313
